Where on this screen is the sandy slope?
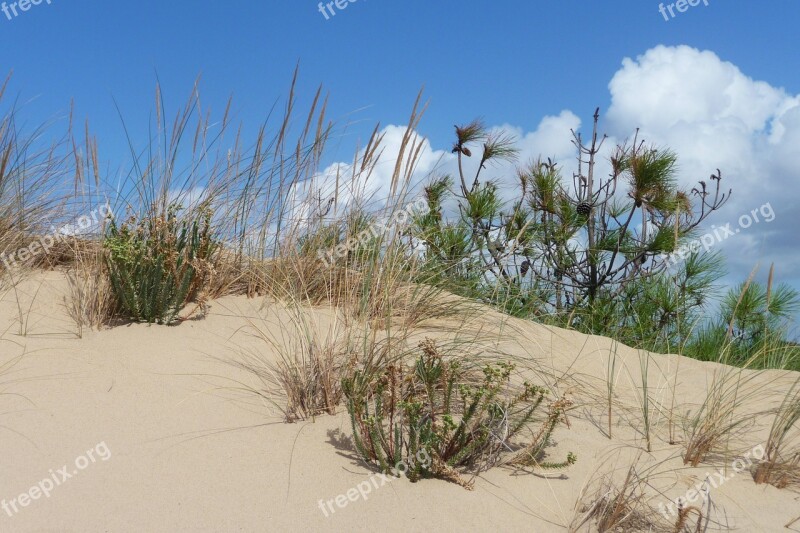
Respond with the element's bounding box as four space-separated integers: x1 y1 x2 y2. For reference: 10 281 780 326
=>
0 272 798 532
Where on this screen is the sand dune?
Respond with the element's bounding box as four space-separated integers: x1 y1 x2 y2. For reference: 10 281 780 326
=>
1 273 798 532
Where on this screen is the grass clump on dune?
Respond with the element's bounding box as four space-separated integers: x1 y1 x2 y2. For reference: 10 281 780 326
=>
1 73 71 279
754 377 800 488
233 304 357 423
58 69 333 329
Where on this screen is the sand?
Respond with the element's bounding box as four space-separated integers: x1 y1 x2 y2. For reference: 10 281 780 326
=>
1 272 798 532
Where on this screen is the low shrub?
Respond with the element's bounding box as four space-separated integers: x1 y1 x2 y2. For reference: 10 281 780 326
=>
104 204 217 324
342 338 576 489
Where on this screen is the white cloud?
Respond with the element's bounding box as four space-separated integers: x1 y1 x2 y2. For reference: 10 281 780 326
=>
286 125 449 222
607 45 785 134
605 45 800 280
497 110 582 165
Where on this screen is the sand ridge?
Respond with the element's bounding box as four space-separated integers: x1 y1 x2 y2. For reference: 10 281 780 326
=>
0 273 798 532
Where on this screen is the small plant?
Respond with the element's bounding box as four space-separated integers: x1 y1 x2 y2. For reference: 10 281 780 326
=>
234 306 358 423
637 350 653 452
683 269 792 466
587 466 651 532
104 203 217 324
753 377 800 488
686 265 800 369
682 366 758 467
342 338 575 489
1 73 69 281
606 339 620 439
64 244 115 335
571 460 676 533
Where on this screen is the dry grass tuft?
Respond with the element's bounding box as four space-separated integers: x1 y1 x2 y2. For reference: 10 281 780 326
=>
681 363 763 467
233 305 356 422
569 452 716 533
63 242 115 336
1 72 71 285
571 459 671 533
753 377 800 489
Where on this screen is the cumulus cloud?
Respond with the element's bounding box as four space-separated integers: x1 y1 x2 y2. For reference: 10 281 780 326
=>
605 45 800 283
286 125 449 223
607 45 785 134
497 110 582 165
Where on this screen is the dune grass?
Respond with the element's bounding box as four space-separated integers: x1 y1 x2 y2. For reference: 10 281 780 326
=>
570 451 688 533
0 73 72 279
753 376 800 488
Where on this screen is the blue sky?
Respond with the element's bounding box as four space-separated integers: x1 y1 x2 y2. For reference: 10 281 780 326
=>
2 1 798 149
2 0 800 326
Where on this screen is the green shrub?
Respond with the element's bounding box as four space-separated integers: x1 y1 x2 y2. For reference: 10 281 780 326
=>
408 117 729 323
342 338 576 489
686 278 800 369
104 204 216 324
